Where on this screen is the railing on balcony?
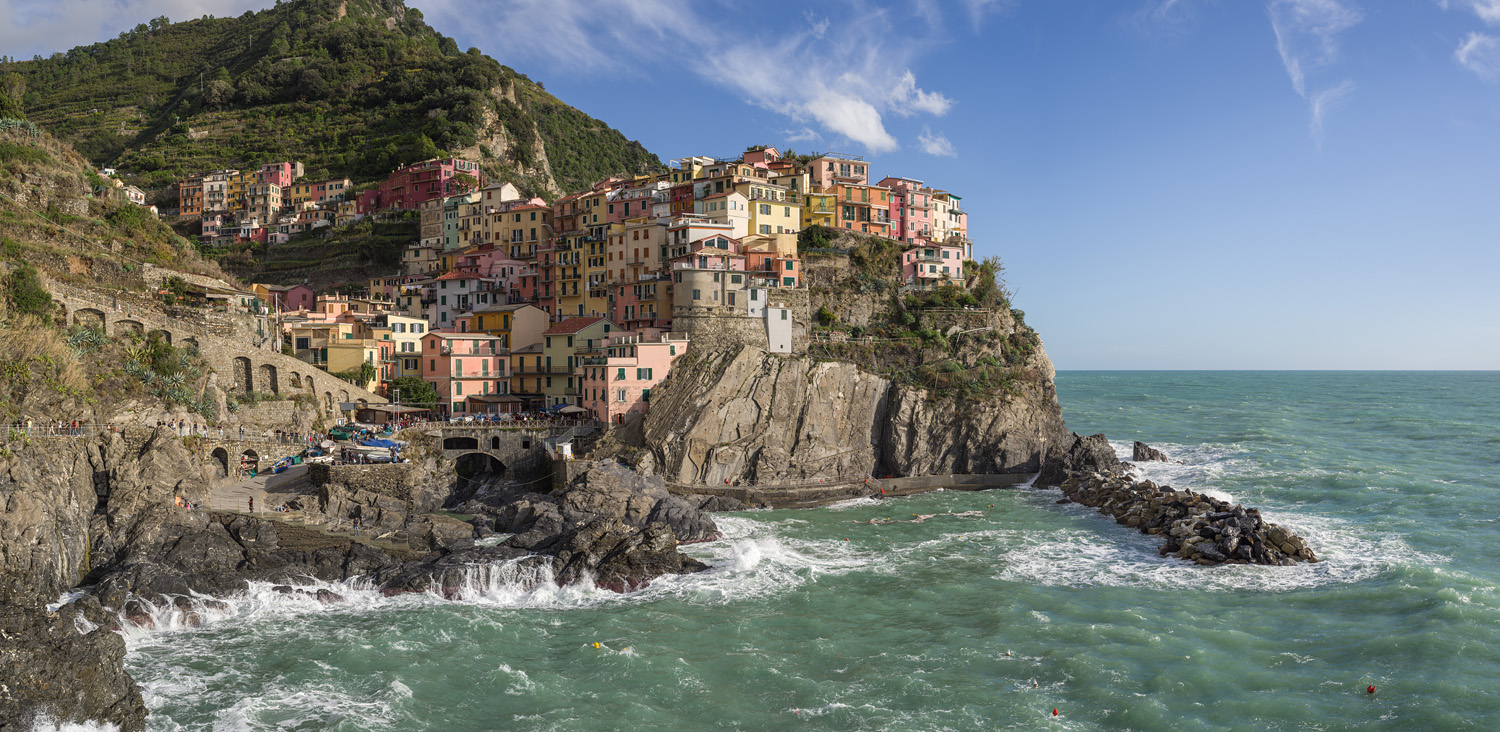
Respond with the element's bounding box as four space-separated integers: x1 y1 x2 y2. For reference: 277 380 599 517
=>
449 370 506 378
672 261 740 271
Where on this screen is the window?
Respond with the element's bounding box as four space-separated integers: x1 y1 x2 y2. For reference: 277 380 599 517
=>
731 274 742 284
692 289 701 300
617 389 627 402
617 367 626 380
780 310 788 320
750 289 759 301
456 382 463 395
759 204 771 215
429 359 436 371
669 345 676 356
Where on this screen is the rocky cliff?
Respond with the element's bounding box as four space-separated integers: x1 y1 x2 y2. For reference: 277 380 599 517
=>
633 342 1068 485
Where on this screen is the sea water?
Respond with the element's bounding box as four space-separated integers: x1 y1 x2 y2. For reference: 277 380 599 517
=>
112 371 1500 731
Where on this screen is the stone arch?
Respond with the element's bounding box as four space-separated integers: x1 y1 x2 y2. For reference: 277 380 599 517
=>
339 390 349 405
232 357 252 392
443 436 479 451
114 319 144 337
73 308 105 330
324 392 334 414
455 452 505 478
146 328 171 346
356 399 368 408
257 363 279 394
289 371 303 389
490 436 500 450
181 337 200 353
210 447 230 477
240 449 259 472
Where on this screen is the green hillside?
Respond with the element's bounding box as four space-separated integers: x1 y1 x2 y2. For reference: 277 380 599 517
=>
4 0 662 198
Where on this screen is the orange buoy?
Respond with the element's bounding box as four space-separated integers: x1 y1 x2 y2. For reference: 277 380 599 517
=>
1367 685 1376 694
1052 707 1058 716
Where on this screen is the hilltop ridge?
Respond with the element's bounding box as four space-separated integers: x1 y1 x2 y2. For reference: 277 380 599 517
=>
5 0 662 200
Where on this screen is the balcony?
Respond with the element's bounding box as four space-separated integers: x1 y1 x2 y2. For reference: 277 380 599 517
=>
672 261 738 271
449 370 504 379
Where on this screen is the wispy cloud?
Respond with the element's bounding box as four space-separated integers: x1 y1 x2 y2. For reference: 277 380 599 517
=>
422 0 956 154
1455 32 1500 79
1268 0 1361 98
1131 0 1198 34
917 127 957 157
1308 79 1354 145
1451 0 1500 24
1 0 263 59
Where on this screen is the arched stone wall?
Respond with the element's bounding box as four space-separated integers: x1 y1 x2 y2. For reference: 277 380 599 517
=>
73 308 105 330
232 356 252 392
257 363 279 394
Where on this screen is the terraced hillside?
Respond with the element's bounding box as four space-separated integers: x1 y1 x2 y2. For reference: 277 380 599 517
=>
5 0 662 201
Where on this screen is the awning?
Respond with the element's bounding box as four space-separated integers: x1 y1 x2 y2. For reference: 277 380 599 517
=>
467 394 523 404
556 405 587 415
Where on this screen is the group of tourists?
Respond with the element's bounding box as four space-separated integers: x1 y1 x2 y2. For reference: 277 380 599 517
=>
10 420 105 437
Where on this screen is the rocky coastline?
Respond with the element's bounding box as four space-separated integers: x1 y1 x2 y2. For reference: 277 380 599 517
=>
1 425 1321 729
1038 433 1318 566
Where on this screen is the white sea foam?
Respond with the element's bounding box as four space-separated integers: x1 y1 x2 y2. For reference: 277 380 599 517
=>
996 486 1444 592
28 719 119 732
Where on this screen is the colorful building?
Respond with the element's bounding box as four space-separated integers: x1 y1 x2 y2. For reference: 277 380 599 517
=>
577 331 690 424
418 332 507 416
541 317 614 408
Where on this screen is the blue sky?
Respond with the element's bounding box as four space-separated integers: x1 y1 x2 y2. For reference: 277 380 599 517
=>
7 0 1499 368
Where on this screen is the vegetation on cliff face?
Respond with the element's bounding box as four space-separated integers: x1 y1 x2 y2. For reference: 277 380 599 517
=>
217 215 416 288
4 0 662 198
797 226 1043 399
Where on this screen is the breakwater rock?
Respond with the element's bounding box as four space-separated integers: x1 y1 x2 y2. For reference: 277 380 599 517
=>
1057 471 1318 566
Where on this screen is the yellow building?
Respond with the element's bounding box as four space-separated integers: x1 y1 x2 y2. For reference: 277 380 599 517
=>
736 180 801 236
325 338 382 391
227 171 252 211
482 203 553 260
802 192 837 229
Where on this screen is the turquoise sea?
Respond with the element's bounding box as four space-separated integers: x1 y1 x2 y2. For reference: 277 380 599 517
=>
115 371 1500 731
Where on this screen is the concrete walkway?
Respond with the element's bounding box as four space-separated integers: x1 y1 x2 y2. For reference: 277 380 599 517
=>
207 463 313 513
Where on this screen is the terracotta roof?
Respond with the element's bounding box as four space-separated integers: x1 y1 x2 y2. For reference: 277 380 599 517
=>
543 316 612 335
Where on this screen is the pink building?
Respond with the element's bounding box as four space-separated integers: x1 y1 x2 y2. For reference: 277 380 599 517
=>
361 158 484 212
879 176 936 245
577 331 690 424
259 284 316 313
900 243 966 288
808 153 869 190
418 332 508 416
258 161 303 188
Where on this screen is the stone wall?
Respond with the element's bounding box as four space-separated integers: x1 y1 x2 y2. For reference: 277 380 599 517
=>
310 463 421 535
46 278 386 418
672 288 812 354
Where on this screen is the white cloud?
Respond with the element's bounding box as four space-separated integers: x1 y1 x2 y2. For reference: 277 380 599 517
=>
1458 0 1500 24
917 127 957 157
1 0 264 58
1268 0 1362 98
422 0 957 155
1308 80 1354 146
784 127 821 144
1455 32 1500 79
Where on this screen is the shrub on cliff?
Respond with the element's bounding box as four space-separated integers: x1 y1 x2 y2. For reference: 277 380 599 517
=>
5 262 52 319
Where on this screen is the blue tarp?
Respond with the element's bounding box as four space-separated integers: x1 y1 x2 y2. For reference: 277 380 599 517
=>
360 438 402 448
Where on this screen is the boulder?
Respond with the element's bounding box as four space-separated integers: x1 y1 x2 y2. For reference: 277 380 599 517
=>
544 517 709 592
1037 433 1125 487
408 515 476 553
1132 441 1170 462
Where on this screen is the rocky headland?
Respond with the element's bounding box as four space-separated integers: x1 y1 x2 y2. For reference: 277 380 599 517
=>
1038 433 1318 566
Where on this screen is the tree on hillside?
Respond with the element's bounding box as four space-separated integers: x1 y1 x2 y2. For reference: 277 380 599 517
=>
0 73 25 118
390 375 438 407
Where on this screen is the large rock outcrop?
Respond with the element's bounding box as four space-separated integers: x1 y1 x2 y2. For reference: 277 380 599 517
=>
636 346 1068 485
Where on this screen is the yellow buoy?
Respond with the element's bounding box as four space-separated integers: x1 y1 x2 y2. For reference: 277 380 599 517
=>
592 642 602 649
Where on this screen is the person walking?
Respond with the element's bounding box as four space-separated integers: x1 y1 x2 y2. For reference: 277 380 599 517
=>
352 517 361 537
248 496 254 513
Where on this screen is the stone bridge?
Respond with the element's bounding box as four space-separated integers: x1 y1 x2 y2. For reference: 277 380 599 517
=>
432 425 564 478
47 280 385 418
